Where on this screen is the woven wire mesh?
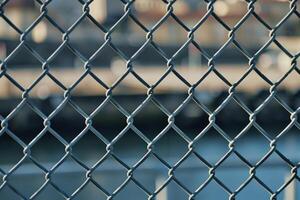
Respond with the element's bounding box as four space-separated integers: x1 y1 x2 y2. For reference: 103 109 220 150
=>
0 0 299 199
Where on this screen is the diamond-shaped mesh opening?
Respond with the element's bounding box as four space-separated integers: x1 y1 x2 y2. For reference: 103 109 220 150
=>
193 128 229 164
193 15 229 57
26 18 63 59
234 126 270 164
234 14 270 55
255 97 291 137
175 98 210 139
152 16 188 58
110 17 147 59
110 18 145 55
30 131 66 169
8 158 45 199
174 153 209 191
255 152 291 192
194 74 230 110
133 99 169 140
7 103 44 144
68 74 107 105
215 153 250 191
153 73 189 105
215 97 249 138
256 43 292 82
91 156 128 194
51 102 86 142
51 156 87 196
153 128 189 166
68 17 106 59
132 44 167 81
91 100 127 141
71 130 106 168
27 77 64 115
133 153 169 192
113 129 148 167
213 43 250 83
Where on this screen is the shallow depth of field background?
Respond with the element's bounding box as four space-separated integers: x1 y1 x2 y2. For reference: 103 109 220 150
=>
0 0 299 199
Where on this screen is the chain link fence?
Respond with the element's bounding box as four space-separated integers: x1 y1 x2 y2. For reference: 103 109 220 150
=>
0 0 299 199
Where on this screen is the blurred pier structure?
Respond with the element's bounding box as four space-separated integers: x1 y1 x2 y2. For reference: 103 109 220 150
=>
0 65 299 98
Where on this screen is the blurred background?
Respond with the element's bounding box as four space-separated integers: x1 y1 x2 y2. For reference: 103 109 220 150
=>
0 0 299 199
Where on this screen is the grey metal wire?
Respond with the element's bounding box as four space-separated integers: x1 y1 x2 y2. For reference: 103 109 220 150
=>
0 0 299 199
